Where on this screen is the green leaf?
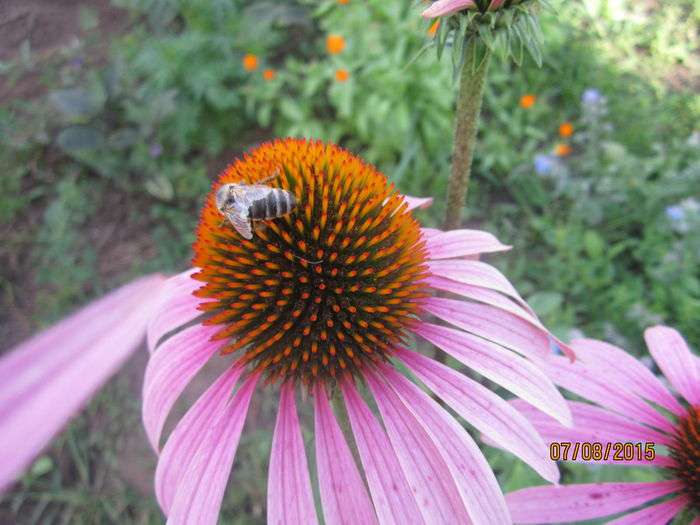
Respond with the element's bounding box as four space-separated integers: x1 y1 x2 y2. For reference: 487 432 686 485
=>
49 88 105 119
109 128 140 149
527 291 563 317
78 7 99 31
30 456 54 477
145 175 175 201
279 98 305 122
56 126 105 152
584 230 605 259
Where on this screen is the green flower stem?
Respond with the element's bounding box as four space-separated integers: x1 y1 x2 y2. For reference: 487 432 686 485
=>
436 42 492 371
443 43 492 230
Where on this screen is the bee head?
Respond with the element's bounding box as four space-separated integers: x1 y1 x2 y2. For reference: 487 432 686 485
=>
215 184 236 212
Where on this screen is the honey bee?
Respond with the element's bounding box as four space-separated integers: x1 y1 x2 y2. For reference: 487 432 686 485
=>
215 169 297 239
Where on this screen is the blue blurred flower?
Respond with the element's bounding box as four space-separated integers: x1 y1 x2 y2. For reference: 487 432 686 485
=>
665 205 685 222
582 88 602 106
534 154 555 175
69 57 84 71
149 143 163 158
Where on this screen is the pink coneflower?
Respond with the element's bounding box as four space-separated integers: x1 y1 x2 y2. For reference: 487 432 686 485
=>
143 138 573 524
505 326 700 524
422 0 507 18
0 275 166 492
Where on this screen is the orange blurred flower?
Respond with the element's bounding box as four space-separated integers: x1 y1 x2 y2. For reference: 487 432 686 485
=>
554 143 572 157
559 122 574 137
263 69 276 81
326 35 346 55
337 0 350 4
242 54 259 71
427 20 440 38
335 69 350 82
519 94 536 109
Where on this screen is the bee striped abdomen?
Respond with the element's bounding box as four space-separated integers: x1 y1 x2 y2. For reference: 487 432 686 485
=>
250 189 296 220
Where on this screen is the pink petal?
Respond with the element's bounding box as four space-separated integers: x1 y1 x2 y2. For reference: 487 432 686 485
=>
0 274 165 492
167 373 258 525
507 399 674 467
397 348 559 483
644 325 700 405
424 274 543 328
510 398 672 446
423 296 551 359
0 275 161 381
422 0 476 18
533 355 676 434
420 227 442 240
147 268 204 352
427 259 531 310
364 371 471 525
403 195 433 211
313 384 378 525
425 229 511 259
572 338 684 416
142 323 222 451
375 366 511 524
340 380 423 525
268 383 318 525
155 365 244 514
606 494 688 525
414 322 572 426
506 481 683 523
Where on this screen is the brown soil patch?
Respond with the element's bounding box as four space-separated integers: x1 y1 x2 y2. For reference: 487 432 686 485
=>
0 0 129 102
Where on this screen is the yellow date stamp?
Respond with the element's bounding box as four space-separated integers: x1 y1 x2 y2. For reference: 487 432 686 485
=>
549 442 656 462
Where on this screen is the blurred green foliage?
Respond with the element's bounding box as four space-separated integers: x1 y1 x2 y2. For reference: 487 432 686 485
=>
1 0 699 522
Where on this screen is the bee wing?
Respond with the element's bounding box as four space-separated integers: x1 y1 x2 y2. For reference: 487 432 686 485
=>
226 205 253 239
237 185 274 207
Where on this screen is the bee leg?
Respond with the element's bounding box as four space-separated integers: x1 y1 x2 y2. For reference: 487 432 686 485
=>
256 167 280 185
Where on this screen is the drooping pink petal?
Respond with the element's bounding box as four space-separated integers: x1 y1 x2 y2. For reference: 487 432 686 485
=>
397 348 559 483
510 398 672 447
340 380 423 525
142 323 222 451
427 259 531 310
488 0 506 9
167 373 258 525
313 384 378 525
267 383 318 525
571 338 684 416
533 355 676 434
424 274 543 328
605 494 688 525
505 399 674 467
404 196 433 211
425 229 511 259
506 481 683 524
147 268 204 352
0 275 161 382
423 297 551 359
644 325 700 405
422 0 476 18
414 322 572 426
0 274 165 493
155 365 244 514
364 371 471 525
376 366 511 524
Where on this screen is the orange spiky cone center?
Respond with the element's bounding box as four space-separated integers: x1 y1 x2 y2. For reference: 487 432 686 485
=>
193 139 429 385
670 405 700 511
